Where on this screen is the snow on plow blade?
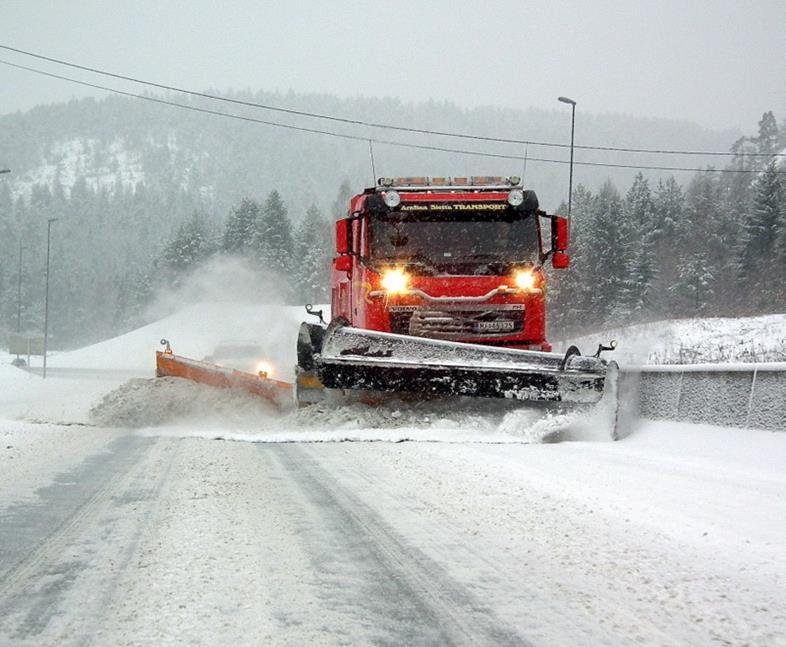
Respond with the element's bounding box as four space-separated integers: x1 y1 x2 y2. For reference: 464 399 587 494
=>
155 350 293 410
309 324 610 404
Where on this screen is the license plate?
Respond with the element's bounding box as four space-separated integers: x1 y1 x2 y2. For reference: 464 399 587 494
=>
475 320 515 332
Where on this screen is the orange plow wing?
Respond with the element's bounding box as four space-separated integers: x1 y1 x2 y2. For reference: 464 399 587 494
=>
155 350 293 410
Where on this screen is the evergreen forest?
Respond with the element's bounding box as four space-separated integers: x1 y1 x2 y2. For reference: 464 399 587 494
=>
0 93 783 350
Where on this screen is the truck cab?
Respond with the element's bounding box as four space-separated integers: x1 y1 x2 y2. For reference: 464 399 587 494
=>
331 176 570 352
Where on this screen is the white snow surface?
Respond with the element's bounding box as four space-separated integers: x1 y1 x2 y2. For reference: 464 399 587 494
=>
87 375 604 444
2 304 786 644
47 301 308 378
0 361 126 423
561 312 786 365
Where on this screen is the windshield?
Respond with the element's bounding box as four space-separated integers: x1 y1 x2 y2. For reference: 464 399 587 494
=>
369 206 539 274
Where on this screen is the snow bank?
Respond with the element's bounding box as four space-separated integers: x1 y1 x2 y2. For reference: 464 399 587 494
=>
0 362 127 424
561 312 786 365
92 375 617 444
47 257 325 380
90 377 279 428
48 301 305 377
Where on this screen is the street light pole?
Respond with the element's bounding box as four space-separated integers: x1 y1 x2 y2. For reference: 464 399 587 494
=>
43 218 58 379
0 169 21 361
557 96 577 233
17 240 24 333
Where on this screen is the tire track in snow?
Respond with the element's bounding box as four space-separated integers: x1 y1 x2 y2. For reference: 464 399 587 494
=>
0 434 166 642
81 438 181 646
271 444 529 647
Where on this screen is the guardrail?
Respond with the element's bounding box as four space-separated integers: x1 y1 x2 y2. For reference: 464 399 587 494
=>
622 363 786 432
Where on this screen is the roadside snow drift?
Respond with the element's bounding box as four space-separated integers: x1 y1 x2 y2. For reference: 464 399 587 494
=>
564 312 786 365
48 302 305 378
89 374 621 444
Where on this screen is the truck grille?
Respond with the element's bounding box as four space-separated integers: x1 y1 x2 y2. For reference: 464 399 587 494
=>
389 305 524 339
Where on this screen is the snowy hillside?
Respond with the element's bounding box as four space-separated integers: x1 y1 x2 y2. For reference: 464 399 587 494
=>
11 137 145 199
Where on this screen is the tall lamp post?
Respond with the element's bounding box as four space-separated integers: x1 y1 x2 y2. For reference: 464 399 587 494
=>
0 170 22 362
43 217 58 379
557 96 576 233
0 171 17 330
17 241 24 333
0 170 21 359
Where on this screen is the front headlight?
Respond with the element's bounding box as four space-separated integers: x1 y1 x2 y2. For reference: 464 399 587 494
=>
381 268 409 294
514 269 536 290
256 360 274 378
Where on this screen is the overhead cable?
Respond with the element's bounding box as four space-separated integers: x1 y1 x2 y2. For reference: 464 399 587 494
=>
0 43 782 159
0 58 782 175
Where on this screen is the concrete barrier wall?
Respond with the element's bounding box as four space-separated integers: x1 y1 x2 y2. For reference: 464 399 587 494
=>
623 364 786 432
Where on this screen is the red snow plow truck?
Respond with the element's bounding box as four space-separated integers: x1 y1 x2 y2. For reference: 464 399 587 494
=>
157 176 619 435
295 176 618 414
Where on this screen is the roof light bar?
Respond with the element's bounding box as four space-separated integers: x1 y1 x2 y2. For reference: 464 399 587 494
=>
376 176 522 191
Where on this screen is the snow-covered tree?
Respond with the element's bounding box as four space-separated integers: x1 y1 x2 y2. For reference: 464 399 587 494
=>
756 111 780 161
622 173 657 315
293 204 332 304
652 176 684 245
254 190 295 293
678 171 731 314
330 179 354 220
223 198 260 254
739 161 785 305
584 181 632 326
548 185 593 335
158 211 214 275
674 251 715 313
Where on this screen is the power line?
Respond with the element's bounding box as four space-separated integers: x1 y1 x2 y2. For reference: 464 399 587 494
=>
1 43 782 159
0 58 782 176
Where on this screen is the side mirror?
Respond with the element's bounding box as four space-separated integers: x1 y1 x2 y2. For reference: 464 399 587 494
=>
552 251 570 269
335 218 351 255
334 255 352 273
551 216 569 253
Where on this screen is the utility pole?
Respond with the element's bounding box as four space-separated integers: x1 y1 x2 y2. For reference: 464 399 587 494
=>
43 217 58 379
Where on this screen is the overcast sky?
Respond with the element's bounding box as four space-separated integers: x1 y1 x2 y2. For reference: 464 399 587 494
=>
1 0 783 132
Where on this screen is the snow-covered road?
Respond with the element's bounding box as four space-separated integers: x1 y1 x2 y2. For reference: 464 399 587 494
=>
1 420 784 646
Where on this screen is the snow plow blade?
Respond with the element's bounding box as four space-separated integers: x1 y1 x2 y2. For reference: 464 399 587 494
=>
155 350 293 410
298 322 614 404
